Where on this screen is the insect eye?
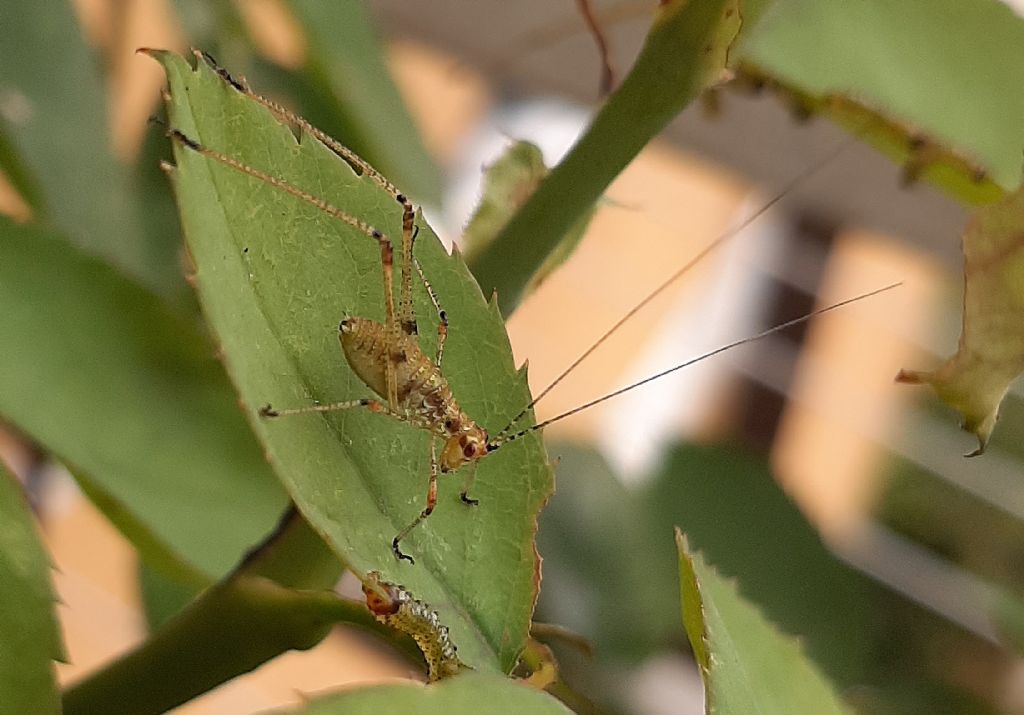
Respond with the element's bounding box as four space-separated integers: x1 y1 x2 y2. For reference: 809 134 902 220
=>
463 443 477 459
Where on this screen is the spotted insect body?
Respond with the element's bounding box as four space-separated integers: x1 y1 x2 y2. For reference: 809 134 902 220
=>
338 316 487 470
362 572 463 682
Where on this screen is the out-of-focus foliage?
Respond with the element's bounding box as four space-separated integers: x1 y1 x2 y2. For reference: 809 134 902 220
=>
677 531 851 714
897 184 1024 455
0 0 1022 712
0 462 61 714
738 0 1024 195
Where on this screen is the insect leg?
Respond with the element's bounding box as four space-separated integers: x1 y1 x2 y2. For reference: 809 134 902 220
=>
392 437 440 564
379 240 401 410
413 248 449 367
459 463 479 506
259 397 390 418
195 50 404 204
161 127 405 409
195 48 419 342
396 200 418 338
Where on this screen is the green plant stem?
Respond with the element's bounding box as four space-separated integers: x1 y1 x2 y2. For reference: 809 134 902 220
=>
61 508 419 713
468 0 743 314
62 573 366 714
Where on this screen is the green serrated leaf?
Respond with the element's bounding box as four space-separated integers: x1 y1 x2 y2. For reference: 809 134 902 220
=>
738 0 1024 190
647 444 876 685
283 672 572 714
0 462 61 714
676 530 852 715
0 216 287 579
155 51 552 673
731 64 1005 206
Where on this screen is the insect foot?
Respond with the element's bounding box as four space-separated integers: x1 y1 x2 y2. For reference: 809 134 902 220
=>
392 535 416 564
258 404 280 418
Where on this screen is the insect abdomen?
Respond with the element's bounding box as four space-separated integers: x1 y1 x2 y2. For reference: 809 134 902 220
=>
339 317 392 398
340 317 465 431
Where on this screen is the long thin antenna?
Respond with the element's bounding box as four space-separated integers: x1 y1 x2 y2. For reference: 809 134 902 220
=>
576 0 615 95
487 282 901 451
495 137 856 438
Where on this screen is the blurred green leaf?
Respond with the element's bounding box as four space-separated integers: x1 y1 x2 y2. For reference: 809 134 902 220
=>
139 561 199 631
0 216 287 579
847 681 996 715
0 461 61 714
157 51 551 673
64 510 349 714
0 0 184 302
897 183 1024 454
284 0 442 204
534 442 680 713
462 141 548 263
287 672 572 714
646 444 877 686
463 141 595 295
469 0 745 313
731 65 1004 206
677 530 851 714
993 593 1024 658
538 441 877 706
173 0 440 203
738 0 1024 190
72 469 209 590
878 457 1024 592
0 114 46 214
130 123 188 295
984 392 1024 461
536 443 677 663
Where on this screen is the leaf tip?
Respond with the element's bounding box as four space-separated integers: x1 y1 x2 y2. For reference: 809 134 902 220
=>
135 46 163 61
517 359 530 380
674 525 687 551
